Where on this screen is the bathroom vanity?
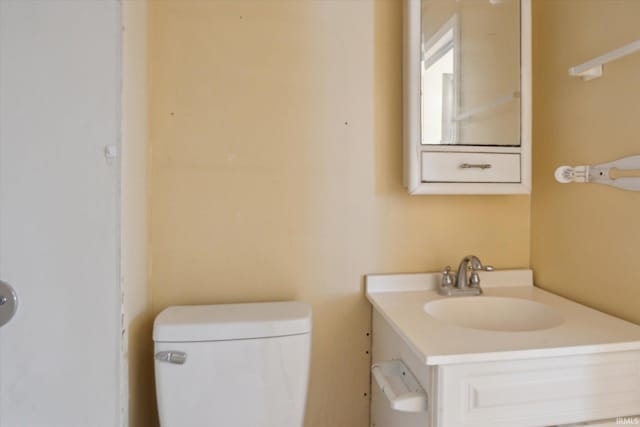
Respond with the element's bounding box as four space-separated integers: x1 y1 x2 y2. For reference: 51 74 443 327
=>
366 270 640 427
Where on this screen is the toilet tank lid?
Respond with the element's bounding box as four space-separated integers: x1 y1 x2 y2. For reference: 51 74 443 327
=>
153 301 312 342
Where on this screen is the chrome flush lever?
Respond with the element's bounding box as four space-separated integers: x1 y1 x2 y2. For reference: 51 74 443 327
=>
155 351 187 365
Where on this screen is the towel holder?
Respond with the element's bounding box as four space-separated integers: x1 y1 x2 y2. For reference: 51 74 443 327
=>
371 359 428 413
554 155 640 191
568 39 640 81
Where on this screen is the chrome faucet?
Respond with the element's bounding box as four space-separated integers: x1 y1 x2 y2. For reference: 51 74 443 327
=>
438 255 493 296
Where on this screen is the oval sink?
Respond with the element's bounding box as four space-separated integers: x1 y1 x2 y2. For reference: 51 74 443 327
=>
424 296 564 332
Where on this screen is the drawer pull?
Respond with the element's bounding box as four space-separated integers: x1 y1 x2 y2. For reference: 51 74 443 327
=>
459 163 493 170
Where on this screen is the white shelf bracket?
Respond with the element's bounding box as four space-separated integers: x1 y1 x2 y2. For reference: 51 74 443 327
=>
569 39 640 81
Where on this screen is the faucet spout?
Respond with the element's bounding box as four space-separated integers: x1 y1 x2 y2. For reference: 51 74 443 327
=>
455 255 490 289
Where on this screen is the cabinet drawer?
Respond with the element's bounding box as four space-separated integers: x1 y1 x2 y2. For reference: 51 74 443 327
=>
421 152 520 183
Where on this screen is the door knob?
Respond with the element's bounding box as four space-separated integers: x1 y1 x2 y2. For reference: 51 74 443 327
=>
0 280 18 327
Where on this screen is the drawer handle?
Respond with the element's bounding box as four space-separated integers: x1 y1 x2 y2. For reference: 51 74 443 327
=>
460 163 492 170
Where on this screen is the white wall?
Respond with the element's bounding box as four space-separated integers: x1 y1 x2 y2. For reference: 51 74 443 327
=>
0 1 122 426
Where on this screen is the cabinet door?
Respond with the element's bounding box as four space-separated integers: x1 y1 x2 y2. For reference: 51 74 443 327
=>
403 0 532 195
371 312 432 427
436 351 640 427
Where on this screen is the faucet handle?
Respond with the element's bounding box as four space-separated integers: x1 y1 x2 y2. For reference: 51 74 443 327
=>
469 271 481 288
441 266 454 288
468 263 493 287
470 261 494 272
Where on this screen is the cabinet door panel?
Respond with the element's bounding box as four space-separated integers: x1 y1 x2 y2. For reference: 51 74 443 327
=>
437 352 640 427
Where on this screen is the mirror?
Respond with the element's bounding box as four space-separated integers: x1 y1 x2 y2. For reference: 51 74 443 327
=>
421 0 521 146
403 0 530 195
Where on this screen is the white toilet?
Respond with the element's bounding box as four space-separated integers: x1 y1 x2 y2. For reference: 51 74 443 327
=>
153 301 312 427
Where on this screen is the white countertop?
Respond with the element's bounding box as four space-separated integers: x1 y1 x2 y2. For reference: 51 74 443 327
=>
366 270 640 365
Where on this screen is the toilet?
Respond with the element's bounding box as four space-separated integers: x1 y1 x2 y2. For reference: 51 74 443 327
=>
153 301 312 427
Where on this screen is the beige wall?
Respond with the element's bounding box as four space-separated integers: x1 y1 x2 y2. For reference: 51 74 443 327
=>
122 1 153 426
145 1 529 426
531 0 640 325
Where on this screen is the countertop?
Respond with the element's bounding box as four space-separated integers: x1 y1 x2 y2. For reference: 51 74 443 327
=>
366 270 640 365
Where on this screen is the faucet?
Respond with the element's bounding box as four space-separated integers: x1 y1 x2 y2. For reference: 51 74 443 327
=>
438 255 493 296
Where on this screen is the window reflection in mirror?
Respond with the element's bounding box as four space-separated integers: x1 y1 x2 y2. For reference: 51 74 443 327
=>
421 16 458 145
421 0 521 146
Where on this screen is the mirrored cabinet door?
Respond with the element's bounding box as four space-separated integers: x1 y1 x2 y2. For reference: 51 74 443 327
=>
404 0 531 195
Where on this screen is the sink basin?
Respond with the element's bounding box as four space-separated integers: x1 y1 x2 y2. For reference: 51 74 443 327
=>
424 296 564 332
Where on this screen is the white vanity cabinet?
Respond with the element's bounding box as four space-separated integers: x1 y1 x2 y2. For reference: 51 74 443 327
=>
403 0 531 194
372 311 640 427
367 271 640 427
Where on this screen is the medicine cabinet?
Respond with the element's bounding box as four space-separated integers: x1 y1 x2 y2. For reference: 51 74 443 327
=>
403 0 531 195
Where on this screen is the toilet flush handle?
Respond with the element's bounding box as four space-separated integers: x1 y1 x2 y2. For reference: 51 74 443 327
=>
155 351 187 365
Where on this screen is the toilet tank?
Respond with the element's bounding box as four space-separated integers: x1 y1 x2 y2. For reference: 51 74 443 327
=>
153 301 312 427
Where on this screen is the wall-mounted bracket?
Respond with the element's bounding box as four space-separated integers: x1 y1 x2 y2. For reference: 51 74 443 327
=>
569 39 640 81
555 155 640 191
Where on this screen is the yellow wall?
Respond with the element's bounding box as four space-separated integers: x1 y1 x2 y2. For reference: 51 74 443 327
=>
147 0 529 426
531 0 640 325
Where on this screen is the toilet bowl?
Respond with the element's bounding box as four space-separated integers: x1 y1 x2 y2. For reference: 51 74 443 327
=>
153 301 312 427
